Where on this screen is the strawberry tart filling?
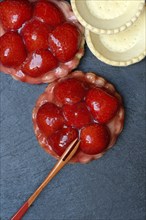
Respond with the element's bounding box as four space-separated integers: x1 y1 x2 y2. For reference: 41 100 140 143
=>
32 71 124 163
0 0 84 84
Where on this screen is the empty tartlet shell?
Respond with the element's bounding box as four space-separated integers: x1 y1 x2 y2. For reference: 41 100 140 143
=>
32 71 125 164
0 0 85 84
85 6 146 67
71 0 145 34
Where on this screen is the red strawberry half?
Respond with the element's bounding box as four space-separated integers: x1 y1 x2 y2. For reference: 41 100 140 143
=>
86 87 119 123
80 124 110 155
0 0 32 31
36 102 64 137
48 22 81 62
63 102 92 129
47 127 78 156
54 78 87 105
21 19 52 52
22 49 58 78
34 0 65 27
0 31 27 67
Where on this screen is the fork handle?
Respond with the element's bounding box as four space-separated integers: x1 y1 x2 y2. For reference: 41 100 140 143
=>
11 201 29 220
11 139 80 220
11 159 65 220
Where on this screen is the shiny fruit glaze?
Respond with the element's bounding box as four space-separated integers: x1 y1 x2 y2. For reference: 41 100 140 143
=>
33 71 124 163
33 0 65 27
86 87 119 124
48 22 81 62
0 0 32 31
0 0 84 84
54 78 87 105
36 102 64 137
22 49 58 77
0 32 27 67
47 127 78 156
21 19 53 52
80 124 110 155
63 102 92 129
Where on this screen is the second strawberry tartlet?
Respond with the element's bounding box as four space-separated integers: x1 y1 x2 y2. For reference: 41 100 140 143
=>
32 71 125 163
0 0 84 84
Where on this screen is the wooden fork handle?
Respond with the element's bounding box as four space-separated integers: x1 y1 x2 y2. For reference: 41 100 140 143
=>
11 160 65 220
11 139 80 220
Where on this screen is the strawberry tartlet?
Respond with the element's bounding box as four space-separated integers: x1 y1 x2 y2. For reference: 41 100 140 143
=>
32 71 124 163
0 0 84 84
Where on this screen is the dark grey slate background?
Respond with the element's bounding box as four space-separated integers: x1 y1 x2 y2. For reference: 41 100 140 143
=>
0 4 146 220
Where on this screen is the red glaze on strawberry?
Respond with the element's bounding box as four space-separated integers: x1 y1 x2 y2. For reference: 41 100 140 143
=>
34 0 65 27
36 102 64 137
63 102 92 129
80 124 110 155
21 19 52 52
22 49 58 77
0 0 84 84
0 0 32 31
47 127 78 156
48 22 81 62
86 87 119 124
0 32 27 67
54 78 87 105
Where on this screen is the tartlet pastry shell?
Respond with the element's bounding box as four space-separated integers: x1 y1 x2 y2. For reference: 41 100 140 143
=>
71 0 145 34
85 6 146 66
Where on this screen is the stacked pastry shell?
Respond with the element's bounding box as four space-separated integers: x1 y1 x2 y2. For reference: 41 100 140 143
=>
71 0 146 66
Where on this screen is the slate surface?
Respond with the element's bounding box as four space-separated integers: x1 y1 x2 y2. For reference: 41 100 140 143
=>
0 8 146 220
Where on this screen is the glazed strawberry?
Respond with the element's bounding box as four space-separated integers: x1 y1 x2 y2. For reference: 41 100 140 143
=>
21 49 58 78
80 124 110 155
34 0 65 27
54 78 87 105
47 127 78 156
63 102 92 129
0 32 27 67
48 22 81 62
36 102 64 137
0 0 32 31
21 19 52 52
86 88 119 123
